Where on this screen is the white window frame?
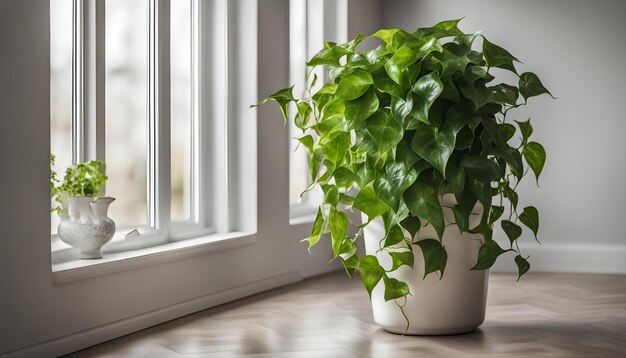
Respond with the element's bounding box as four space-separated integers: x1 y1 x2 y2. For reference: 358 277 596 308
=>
288 0 347 224
51 0 258 279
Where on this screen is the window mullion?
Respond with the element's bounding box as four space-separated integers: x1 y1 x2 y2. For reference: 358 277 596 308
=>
71 0 85 163
148 0 172 235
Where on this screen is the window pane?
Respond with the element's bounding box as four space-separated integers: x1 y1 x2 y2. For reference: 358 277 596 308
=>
50 0 73 234
105 0 149 228
170 0 192 222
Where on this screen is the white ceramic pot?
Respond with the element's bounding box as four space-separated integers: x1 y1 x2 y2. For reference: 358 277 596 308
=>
363 195 488 335
57 196 116 259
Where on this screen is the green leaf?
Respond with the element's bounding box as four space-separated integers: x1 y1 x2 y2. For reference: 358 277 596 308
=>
384 46 419 85
344 87 379 128
451 205 469 233
482 37 518 73
321 132 351 165
515 119 533 144
519 72 554 100
503 183 519 211
435 47 470 79
320 98 345 120
501 220 522 245
403 181 445 240
302 208 325 252
405 71 444 128
416 239 448 278
514 255 530 281
400 216 421 240
414 18 464 39
373 74 404 98
335 69 374 101
395 132 421 171
352 186 389 221
374 163 418 211
294 101 313 130
365 110 404 155
491 83 519 105
329 209 348 258
411 122 455 177
460 155 500 182
390 251 415 271
338 237 357 261
391 95 413 124
523 141 546 184
252 86 295 122
312 83 337 108
334 167 356 189
519 206 539 239
471 239 510 270
358 255 385 298
296 135 314 152
355 156 376 187
383 224 405 248
322 184 340 206
459 78 494 111
383 275 411 301
489 205 505 224
306 41 351 66
371 28 400 46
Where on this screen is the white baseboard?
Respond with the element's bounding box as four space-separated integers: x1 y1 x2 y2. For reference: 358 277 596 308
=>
1 270 302 358
490 242 626 274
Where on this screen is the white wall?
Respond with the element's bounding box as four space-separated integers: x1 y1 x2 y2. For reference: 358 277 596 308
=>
381 0 626 273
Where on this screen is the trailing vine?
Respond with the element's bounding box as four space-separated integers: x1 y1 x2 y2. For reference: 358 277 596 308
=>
254 19 552 322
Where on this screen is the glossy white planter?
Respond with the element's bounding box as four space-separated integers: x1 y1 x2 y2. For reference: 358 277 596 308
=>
363 198 488 335
57 196 116 259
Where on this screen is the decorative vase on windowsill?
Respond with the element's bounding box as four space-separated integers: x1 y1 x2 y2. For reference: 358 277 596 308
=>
57 196 116 259
51 155 116 259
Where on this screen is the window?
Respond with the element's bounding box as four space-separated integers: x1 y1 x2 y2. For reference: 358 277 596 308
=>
50 0 257 262
288 0 347 221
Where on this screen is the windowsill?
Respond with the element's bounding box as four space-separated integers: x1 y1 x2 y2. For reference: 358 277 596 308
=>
52 231 256 284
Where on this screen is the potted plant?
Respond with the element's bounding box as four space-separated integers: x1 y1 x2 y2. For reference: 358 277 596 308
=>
51 154 116 259
254 18 552 334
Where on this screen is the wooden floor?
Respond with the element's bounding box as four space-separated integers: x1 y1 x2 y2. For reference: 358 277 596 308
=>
66 271 626 358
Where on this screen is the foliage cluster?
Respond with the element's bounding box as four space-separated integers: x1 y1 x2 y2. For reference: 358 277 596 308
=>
255 19 552 306
50 154 108 216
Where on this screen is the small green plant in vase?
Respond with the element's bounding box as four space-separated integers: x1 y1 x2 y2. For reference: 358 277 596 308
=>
51 155 116 259
255 18 553 334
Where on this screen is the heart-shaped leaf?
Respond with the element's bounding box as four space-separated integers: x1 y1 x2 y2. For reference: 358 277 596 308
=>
352 186 389 221
471 239 510 270
491 83 519 105
251 86 295 121
403 180 445 239
400 216 422 241
515 119 533 144
390 251 415 271
374 162 418 211
383 224 405 248
519 72 554 100
384 46 419 85
383 275 411 301
365 110 403 155
406 72 444 128
411 122 455 177
482 37 518 74
514 255 530 281
345 87 379 128
416 239 448 279
335 69 373 100
519 206 539 239
524 141 546 184
322 132 351 165
357 255 385 297
501 220 522 245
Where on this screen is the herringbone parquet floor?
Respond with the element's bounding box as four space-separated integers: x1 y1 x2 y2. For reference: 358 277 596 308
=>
66 271 626 358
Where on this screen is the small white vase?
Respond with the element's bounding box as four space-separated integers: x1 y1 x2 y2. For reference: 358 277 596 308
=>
57 196 116 259
363 195 488 335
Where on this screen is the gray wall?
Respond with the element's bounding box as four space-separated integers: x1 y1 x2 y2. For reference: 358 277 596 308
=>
381 0 626 272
